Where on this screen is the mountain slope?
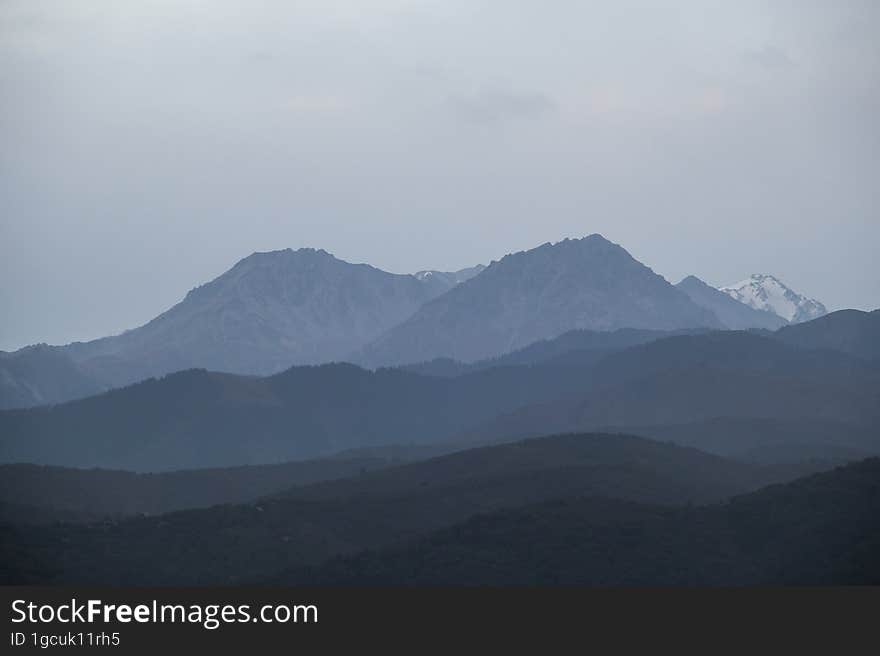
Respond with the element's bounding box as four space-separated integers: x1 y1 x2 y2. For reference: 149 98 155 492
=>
721 274 827 323
0 346 106 410
0 449 435 520
358 235 722 366
287 459 880 585
676 275 787 330
401 327 706 377
773 309 880 361
466 367 880 444
455 332 880 450
276 432 785 505
0 433 808 584
607 418 880 463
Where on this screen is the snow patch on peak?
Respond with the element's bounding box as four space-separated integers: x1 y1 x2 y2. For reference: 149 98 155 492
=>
414 265 485 285
719 274 827 324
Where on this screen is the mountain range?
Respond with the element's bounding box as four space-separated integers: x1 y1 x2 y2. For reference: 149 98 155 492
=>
0 232 876 588
1 235 831 409
2 309 877 471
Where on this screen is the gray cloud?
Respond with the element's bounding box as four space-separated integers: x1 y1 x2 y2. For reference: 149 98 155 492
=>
745 45 795 70
450 87 556 124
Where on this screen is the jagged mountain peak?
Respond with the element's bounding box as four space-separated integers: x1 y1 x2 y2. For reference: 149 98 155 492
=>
497 233 622 260
229 247 360 272
467 235 654 291
357 235 721 366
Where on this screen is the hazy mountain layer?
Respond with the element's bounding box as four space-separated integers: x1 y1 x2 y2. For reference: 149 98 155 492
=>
453 331 880 448
774 309 880 360
607 418 880 464
0 346 106 409
401 327 705 376
0 449 438 521
0 433 812 585
287 459 880 585
0 362 596 470
2 325 877 471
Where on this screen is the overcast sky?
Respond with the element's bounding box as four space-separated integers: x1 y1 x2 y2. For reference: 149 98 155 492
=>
1 0 878 350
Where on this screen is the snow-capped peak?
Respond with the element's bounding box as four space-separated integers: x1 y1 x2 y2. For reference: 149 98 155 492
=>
719 274 827 324
413 265 486 286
